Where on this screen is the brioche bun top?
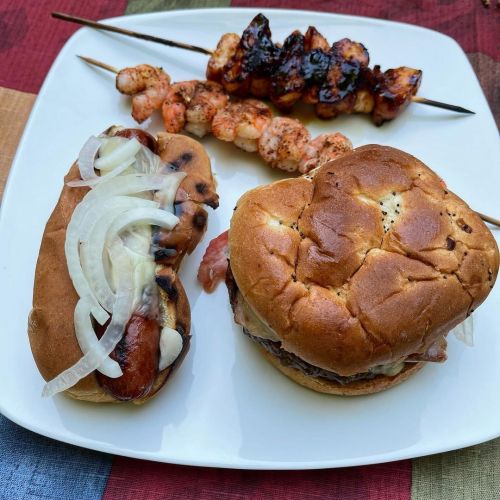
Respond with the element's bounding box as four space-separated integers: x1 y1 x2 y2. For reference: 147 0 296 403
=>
229 145 499 376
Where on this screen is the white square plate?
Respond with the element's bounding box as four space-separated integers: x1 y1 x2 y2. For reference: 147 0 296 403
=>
0 8 498 469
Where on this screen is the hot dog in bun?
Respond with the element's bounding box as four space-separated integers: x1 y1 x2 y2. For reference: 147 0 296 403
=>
28 126 217 403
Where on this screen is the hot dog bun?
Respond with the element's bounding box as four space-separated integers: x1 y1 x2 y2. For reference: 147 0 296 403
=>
28 128 215 403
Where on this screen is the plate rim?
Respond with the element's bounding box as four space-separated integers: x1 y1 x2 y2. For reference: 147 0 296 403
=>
0 7 498 470
1 395 498 469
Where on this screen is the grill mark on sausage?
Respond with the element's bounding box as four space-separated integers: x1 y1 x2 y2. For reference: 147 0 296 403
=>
193 211 208 231
154 248 178 261
155 275 179 302
195 182 208 194
169 152 193 171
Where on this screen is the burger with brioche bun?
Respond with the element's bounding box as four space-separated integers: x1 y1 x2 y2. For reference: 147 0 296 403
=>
225 145 499 395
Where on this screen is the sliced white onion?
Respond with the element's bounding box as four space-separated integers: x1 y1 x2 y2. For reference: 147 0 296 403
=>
66 196 158 321
107 207 179 244
84 171 184 210
80 202 176 313
65 229 109 325
154 172 186 212
94 138 141 171
453 315 474 347
116 225 155 309
131 260 156 312
74 299 122 378
89 174 174 200
67 157 136 188
80 197 158 242
80 198 158 312
77 136 102 182
99 207 178 310
135 144 164 174
43 239 134 398
65 175 168 313
65 175 182 322
98 137 128 161
121 225 153 257
66 175 168 254
79 209 129 312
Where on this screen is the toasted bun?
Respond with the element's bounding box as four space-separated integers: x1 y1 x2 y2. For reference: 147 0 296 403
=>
28 129 210 403
229 145 499 378
260 347 424 395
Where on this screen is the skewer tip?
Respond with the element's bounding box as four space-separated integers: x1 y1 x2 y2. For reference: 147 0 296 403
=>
412 96 475 115
77 55 119 74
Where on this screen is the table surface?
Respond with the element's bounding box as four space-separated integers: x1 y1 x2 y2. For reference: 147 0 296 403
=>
0 1 498 499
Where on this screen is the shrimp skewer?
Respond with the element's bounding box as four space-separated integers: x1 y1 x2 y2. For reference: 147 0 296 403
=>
82 58 354 173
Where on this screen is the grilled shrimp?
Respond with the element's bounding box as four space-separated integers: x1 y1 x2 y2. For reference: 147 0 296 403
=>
161 81 194 134
258 117 311 172
206 33 240 82
299 133 353 173
116 65 171 123
212 99 272 152
162 80 228 137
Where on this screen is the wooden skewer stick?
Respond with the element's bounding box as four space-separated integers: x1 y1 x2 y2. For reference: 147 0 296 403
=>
79 56 119 73
411 96 474 115
53 12 212 56
476 212 500 228
77 54 497 228
57 12 477 115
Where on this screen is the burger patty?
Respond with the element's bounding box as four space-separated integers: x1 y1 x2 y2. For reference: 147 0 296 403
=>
242 328 381 385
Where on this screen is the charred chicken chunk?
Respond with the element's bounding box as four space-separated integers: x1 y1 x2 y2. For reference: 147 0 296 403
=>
316 38 369 118
301 26 331 105
222 13 280 98
270 31 306 112
204 15 424 124
371 66 422 125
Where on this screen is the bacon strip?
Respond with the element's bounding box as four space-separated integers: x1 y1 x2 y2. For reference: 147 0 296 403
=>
197 230 229 293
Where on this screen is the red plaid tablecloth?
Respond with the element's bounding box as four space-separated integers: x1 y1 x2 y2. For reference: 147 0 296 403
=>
0 1 498 499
